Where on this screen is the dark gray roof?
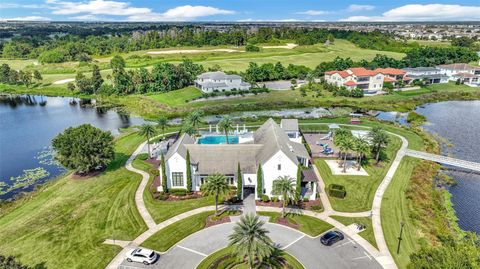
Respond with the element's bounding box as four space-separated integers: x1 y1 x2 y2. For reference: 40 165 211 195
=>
301 168 318 182
165 133 195 160
408 74 448 80
280 119 299 131
403 67 439 73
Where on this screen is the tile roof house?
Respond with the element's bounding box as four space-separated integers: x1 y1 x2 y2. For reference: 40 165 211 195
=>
374 68 412 85
194 71 251 93
160 119 316 200
325 67 385 94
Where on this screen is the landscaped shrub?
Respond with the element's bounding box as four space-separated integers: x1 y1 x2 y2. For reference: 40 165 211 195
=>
155 192 169 200
261 195 270 202
303 197 310 202
271 196 279 203
328 184 346 199
149 168 159 177
138 153 149 160
310 205 322 212
170 188 188 196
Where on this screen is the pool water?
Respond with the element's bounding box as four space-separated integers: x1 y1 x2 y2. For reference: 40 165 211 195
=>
198 135 239 144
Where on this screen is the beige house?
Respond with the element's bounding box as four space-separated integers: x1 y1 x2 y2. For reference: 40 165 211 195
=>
325 67 384 94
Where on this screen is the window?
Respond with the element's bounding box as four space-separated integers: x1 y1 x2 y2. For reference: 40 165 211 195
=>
172 172 184 187
278 164 281 171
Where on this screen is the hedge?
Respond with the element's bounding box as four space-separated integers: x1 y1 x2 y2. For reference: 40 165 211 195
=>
328 184 346 199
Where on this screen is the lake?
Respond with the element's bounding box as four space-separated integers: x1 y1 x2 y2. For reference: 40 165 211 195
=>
0 94 145 199
416 101 480 234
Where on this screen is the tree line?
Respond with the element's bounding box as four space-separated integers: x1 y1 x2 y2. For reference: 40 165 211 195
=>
0 64 42 87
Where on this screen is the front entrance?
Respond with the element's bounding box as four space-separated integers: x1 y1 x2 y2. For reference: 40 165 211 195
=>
242 186 256 215
242 186 255 199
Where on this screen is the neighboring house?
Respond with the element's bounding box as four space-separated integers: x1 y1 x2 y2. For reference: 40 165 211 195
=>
160 119 317 200
280 119 302 144
374 68 411 86
436 63 480 87
194 71 251 93
403 67 449 84
325 67 384 94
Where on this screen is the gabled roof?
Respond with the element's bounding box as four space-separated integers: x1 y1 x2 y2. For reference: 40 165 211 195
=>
280 119 299 132
437 63 475 71
348 67 379 77
165 133 195 159
375 68 406 76
344 80 357 86
403 67 439 73
325 70 350 78
454 72 476 78
383 77 396 82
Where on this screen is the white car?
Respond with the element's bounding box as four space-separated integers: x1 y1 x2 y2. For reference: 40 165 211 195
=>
126 248 158 265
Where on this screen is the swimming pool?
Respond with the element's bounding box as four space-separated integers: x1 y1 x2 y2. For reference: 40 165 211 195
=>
197 135 239 144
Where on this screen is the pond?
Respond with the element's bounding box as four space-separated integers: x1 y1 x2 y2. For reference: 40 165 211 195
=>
0 94 146 199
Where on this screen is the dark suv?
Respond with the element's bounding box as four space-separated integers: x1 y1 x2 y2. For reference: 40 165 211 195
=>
320 231 344 246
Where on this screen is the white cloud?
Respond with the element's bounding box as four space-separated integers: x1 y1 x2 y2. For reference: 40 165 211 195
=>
237 18 325 22
347 4 375 12
0 16 51 21
340 4 480 21
295 10 331 16
0 3 47 9
70 14 109 21
50 0 151 15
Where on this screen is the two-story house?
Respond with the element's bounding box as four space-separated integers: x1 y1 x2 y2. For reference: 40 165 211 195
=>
194 71 251 93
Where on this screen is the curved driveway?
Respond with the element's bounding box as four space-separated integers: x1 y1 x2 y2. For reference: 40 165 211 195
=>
119 221 382 269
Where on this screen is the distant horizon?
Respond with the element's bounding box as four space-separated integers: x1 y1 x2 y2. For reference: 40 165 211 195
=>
0 1 479 22
2 20 480 24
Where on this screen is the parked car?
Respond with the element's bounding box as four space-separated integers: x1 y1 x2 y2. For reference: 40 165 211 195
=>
126 248 158 265
320 231 344 246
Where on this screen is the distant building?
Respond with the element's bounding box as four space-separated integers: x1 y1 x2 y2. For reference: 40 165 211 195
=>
403 67 449 84
325 67 384 94
194 71 251 93
436 64 480 87
374 68 411 86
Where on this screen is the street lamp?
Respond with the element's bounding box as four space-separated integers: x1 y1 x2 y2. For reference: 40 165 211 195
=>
396 221 406 254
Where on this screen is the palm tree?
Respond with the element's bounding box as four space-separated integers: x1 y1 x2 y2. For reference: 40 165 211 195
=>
229 214 273 269
334 128 351 159
356 139 370 171
182 121 196 136
186 109 204 133
218 116 233 144
369 127 390 164
272 176 296 218
156 116 168 139
139 124 156 158
202 173 230 216
339 136 354 173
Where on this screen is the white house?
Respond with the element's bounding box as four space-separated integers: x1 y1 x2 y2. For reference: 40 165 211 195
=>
436 63 480 87
403 67 449 84
160 119 317 200
325 67 385 94
194 71 251 93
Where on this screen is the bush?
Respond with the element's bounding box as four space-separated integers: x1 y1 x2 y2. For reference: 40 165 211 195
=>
328 184 346 199
170 188 188 196
261 194 270 202
310 205 322 212
303 197 310 202
138 153 149 160
155 192 169 200
245 44 260 52
149 168 159 177
271 196 279 202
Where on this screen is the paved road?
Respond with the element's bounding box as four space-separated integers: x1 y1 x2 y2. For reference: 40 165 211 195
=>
118 222 381 269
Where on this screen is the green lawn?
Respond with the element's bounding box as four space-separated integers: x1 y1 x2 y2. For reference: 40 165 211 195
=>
315 134 402 212
0 131 147 269
196 246 305 269
330 216 377 249
142 211 213 252
258 212 333 237
146 86 202 106
131 155 215 223
381 157 420 269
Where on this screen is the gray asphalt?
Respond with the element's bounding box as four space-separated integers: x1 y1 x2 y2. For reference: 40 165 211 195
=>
118 222 381 269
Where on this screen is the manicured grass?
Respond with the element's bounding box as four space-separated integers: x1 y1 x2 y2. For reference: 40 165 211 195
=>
0 131 147 269
131 155 215 223
142 211 214 252
257 212 333 237
146 86 202 106
315 134 402 212
330 216 377 249
196 246 305 269
381 157 420 269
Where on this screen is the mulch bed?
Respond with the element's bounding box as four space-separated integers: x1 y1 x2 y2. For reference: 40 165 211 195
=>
276 217 300 230
70 167 106 180
205 214 231 228
146 158 160 167
298 199 323 211
152 192 204 201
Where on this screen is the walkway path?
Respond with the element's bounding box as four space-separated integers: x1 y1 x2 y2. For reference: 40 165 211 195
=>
406 149 480 172
106 124 413 269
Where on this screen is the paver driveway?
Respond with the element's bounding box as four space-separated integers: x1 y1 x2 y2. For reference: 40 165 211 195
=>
119 221 381 269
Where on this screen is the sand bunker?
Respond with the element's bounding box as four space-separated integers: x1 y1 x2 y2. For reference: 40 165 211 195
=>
53 78 75 85
147 48 240 55
262 43 298 49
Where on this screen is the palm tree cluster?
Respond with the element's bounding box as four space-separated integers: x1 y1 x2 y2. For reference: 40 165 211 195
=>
182 109 204 136
229 214 274 269
333 128 371 172
369 126 390 164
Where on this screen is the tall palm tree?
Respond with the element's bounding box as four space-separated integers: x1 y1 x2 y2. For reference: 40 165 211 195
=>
339 136 354 173
139 124 156 158
369 127 390 164
334 128 351 159
156 116 168 139
202 173 230 216
272 176 296 218
218 116 233 144
356 139 370 171
186 109 204 133
229 214 273 269
182 121 196 136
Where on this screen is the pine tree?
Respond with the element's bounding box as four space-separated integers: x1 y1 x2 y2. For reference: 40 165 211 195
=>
186 150 192 192
91 64 103 92
237 162 242 200
161 154 168 193
256 165 263 199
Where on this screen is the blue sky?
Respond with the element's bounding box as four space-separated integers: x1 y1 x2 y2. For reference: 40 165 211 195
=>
1 0 479 22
